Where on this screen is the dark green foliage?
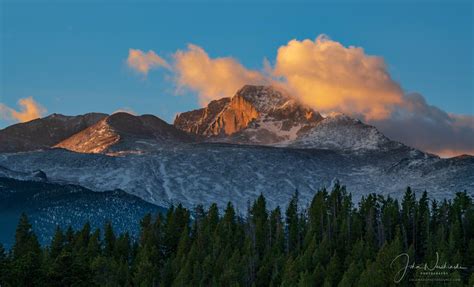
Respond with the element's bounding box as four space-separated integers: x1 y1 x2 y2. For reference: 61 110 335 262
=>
1 187 472 286
9 213 43 286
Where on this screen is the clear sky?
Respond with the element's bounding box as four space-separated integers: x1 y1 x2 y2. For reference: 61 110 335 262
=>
0 0 473 156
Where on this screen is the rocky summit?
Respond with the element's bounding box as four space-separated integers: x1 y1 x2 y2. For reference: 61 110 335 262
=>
174 85 323 144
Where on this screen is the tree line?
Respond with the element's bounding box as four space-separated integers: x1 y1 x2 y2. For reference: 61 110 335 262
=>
0 183 473 286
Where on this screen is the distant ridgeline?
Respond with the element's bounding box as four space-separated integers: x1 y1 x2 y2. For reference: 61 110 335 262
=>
0 183 473 286
0 85 473 213
0 177 166 248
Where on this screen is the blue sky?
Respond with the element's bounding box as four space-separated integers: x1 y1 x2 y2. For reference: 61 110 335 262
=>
1 0 472 129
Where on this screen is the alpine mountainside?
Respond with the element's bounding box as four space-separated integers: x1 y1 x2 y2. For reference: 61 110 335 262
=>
0 113 107 153
174 85 399 151
287 113 401 151
0 176 165 247
175 85 324 145
1 143 472 212
0 84 472 212
55 112 194 154
0 85 408 154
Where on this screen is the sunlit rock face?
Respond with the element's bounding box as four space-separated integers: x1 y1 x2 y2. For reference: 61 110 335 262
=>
207 91 260 136
176 93 260 137
0 113 107 153
174 85 323 143
174 97 231 135
174 85 268 136
55 112 194 154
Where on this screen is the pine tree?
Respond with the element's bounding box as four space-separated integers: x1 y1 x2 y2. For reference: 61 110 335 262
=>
324 252 342 286
104 221 116 257
10 213 43 286
132 244 160 287
87 228 101 259
114 232 131 262
373 227 403 286
49 226 64 260
416 191 429 259
2 185 473 286
0 243 8 285
308 189 327 242
286 190 300 254
297 270 314 287
280 257 299 287
74 222 91 252
337 261 362 287
312 263 325 286
163 204 190 257
270 207 285 254
250 194 269 260
357 261 385 287
401 187 417 249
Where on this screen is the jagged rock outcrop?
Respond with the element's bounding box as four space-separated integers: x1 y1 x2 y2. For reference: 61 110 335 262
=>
174 85 323 144
174 97 231 135
0 113 107 153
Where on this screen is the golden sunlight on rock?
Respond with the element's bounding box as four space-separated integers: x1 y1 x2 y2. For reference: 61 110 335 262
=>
209 94 260 136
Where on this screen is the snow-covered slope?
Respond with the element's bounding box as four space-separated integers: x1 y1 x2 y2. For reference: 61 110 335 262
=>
0 145 472 213
286 113 401 151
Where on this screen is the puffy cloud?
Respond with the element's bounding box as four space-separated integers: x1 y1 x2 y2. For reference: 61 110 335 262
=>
271 35 473 157
274 35 404 121
128 36 473 156
0 97 47 123
173 44 267 104
372 94 474 157
127 49 170 75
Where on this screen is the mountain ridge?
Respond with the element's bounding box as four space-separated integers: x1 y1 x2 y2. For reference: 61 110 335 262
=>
0 176 165 247
0 112 107 153
54 112 194 154
0 84 472 213
1 84 411 155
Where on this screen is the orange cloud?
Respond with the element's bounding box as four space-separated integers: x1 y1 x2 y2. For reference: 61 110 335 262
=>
274 35 404 121
0 97 47 123
174 44 267 105
127 49 170 75
128 36 473 156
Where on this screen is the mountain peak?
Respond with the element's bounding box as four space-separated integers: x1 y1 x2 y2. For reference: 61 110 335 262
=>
174 84 320 139
234 85 290 113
